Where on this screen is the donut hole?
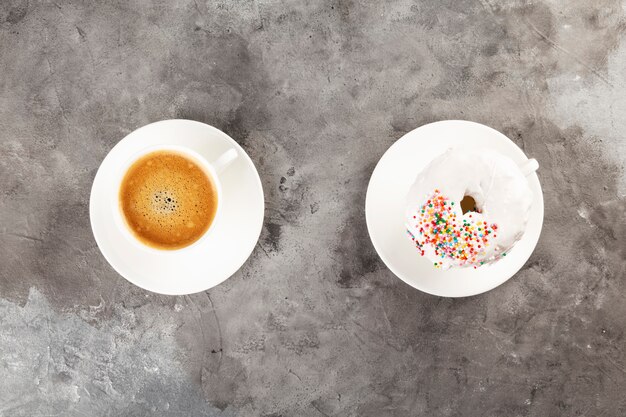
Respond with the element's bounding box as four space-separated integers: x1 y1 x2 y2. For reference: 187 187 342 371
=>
460 195 481 214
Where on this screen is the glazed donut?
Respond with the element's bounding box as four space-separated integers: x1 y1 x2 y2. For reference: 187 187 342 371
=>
405 148 534 269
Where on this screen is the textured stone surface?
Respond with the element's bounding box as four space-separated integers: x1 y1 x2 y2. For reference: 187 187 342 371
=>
1 0 625 416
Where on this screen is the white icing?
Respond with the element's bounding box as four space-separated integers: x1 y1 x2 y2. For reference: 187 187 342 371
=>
405 148 534 269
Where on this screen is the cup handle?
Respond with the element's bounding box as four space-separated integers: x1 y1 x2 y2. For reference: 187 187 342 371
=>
520 158 539 176
211 148 238 174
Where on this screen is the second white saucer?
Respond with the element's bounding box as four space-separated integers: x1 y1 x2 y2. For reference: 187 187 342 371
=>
365 120 544 297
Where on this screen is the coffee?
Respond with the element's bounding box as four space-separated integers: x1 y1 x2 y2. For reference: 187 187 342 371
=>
119 150 218 250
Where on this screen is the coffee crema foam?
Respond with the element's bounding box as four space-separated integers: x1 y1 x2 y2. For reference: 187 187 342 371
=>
119 150 218 250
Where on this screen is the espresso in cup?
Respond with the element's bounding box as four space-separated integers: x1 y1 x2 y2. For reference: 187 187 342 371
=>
119 150 218 250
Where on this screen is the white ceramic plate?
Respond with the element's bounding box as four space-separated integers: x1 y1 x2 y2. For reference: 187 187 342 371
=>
90 120 264 295
365 120 544 297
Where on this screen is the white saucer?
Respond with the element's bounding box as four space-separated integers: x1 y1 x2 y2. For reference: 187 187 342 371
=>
365 120 544 297
90 120 264 295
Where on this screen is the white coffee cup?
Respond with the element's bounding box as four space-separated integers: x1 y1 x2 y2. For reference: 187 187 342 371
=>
111 144 238 253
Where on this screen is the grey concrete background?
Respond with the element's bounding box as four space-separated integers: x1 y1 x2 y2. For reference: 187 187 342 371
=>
1 0 625 416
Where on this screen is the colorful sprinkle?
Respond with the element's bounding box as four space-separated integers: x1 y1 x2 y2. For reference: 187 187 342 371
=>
407 190 498 268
